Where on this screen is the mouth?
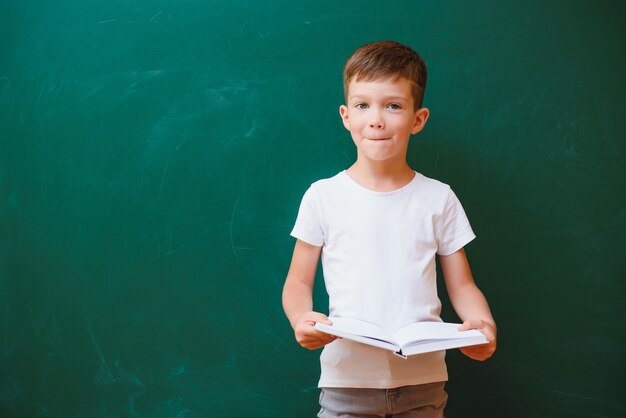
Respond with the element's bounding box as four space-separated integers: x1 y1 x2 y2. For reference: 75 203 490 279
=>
366 137 390 141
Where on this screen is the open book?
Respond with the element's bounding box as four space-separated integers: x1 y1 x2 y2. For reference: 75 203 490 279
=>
314 317 488 359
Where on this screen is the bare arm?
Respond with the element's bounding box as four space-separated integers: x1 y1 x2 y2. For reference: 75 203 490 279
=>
282 239 336 350
440 248 497 361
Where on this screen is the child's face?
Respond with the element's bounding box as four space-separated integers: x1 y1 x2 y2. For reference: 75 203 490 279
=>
339 77 429 165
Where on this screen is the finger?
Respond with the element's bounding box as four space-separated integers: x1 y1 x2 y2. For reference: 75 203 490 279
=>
481 328 496 343
300 328 337 343
460 346 487 361
314 319 333 326
302 334 338 350
314 316 333 325
464 322 496 344
304 312 332 325
460 342 496 361
458 319 483 331
316 331 340 343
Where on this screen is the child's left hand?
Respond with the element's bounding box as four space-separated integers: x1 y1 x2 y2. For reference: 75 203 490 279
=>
458 319 497 361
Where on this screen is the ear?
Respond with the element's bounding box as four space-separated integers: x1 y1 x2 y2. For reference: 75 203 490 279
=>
411 107 430 135
339 105 350 131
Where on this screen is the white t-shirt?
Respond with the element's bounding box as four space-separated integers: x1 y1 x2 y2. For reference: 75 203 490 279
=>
291 170 476 389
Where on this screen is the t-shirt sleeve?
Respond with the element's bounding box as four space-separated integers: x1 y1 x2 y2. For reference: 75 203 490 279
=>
290 187 325 247
435 188 476 256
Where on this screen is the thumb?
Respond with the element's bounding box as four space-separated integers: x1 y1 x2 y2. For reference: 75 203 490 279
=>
458 319 482 331
308 312 332 325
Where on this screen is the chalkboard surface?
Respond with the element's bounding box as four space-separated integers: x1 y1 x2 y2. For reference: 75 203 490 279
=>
1 1 624 417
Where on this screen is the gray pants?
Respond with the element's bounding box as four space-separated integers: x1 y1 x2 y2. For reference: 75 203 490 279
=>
317 382 447 418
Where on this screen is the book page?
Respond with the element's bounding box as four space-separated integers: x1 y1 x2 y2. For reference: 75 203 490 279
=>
321 317 397 345
392 322 484 347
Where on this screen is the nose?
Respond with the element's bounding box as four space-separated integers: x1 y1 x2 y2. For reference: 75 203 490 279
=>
368 110 384 129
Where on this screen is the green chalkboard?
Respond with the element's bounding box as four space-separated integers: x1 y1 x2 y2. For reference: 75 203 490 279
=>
1 1 625 417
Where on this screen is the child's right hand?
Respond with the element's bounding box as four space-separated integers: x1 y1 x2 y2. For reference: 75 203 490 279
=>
292 311 338 350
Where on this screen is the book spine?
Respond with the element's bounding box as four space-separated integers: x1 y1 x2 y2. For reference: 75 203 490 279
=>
393 350 407 359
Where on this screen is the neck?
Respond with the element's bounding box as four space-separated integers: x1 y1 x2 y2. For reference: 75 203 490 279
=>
347 160 415 192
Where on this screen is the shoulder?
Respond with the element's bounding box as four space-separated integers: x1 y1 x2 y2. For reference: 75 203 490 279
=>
295 171 347 211
413 172 453 201
307 171 347 195
416 172 449 188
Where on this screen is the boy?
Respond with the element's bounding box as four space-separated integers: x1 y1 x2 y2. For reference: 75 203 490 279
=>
282 41 496 417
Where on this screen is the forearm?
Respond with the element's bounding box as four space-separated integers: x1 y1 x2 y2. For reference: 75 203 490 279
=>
282 278 314 329
449 282 496 328
282 273 336 350
440 249 496 360
282 240 334 349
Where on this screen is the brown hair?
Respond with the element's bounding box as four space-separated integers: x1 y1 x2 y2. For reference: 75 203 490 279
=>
343 40 427 110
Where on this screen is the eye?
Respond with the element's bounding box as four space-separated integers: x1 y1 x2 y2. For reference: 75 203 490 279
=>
354 102 368 109
387 103 402 110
